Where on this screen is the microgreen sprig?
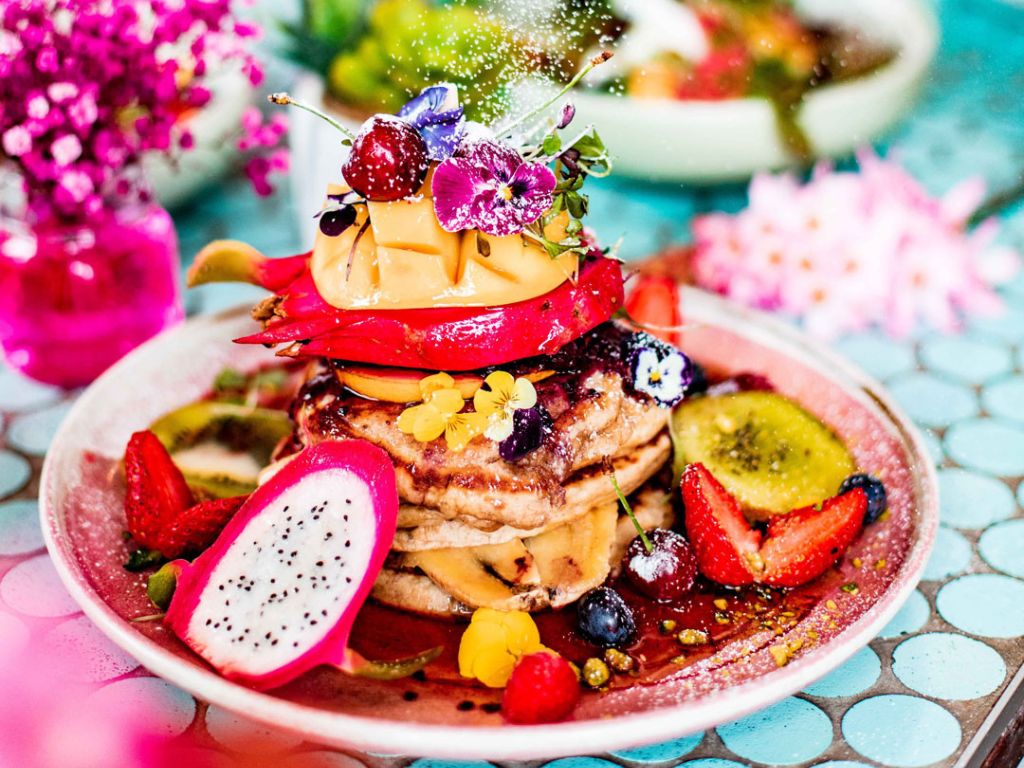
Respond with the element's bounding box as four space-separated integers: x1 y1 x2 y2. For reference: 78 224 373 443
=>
611 474 653 554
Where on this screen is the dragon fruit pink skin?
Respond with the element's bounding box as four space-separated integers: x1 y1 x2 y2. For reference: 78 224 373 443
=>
164 439 398 691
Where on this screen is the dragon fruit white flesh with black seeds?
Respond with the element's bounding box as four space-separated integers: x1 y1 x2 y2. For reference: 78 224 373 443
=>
164 439 426 690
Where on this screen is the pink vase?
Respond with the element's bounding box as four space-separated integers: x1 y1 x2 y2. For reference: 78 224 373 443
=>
0 201 184 389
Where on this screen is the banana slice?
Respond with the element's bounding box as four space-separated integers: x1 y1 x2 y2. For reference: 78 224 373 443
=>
392 504 617 612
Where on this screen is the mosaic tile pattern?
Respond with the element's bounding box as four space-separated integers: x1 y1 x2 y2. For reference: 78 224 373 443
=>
2 0 1024 765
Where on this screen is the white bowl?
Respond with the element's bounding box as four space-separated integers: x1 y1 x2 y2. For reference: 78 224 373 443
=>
572 0 938 182
41 289 937 759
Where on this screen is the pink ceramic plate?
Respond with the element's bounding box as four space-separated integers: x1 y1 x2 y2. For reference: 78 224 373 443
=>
40 288 938 760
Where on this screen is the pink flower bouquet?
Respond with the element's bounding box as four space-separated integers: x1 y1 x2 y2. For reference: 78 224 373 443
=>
691 150 1020 339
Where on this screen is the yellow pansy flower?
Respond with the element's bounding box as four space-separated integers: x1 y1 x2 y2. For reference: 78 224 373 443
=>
458 608 547 688
473 371 538 442
397 374 485 452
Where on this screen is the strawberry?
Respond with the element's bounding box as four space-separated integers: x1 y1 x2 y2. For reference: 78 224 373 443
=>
156 495 248 559
502 651 580 725
124 430 194 550
682 463 762 585
676 45 752 101
682 463 868 588
624 273 683 348
761 489 867 587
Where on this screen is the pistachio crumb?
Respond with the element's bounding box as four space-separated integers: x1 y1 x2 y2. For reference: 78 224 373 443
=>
769 644 791 667
840 582 860 595
582 657 610 688
659 619 678 634
677 628 710 646
826 599 838 611
714 611 732 625
604 648 634 673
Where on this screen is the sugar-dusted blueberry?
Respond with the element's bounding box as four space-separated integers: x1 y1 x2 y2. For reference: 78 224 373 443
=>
576 586 636 647
498 405 553 462
839 473 887 523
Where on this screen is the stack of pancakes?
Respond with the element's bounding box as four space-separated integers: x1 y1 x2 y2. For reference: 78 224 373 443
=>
284 322 675 617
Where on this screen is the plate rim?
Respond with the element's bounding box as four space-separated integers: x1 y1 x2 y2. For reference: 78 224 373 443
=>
40 287 939 760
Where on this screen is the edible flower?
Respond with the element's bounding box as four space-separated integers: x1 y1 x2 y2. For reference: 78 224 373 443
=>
458 608 546 688
628 334 692 407
398 373 485 452
473 371 538 441
398 84 465 161
432 139 557 236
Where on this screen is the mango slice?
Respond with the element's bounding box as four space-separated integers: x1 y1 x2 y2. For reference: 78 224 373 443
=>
310 184 578 310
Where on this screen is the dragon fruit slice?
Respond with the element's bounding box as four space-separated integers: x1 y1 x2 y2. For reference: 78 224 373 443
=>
163 439 427 690
187 240 309 292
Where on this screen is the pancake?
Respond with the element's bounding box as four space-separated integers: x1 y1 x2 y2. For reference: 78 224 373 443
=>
391 433 670 551
288 322 672 530
372 483 674 617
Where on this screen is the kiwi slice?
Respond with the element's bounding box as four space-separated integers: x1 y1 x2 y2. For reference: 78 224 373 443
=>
671 391 855 518
148 402 292 497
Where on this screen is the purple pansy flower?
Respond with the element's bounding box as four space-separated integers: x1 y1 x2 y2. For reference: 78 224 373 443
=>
398 84 465 161
432 139 557 237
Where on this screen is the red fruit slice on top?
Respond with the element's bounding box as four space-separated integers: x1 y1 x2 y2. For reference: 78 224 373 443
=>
760 489 867 588
681 463 762 586
156 495 248 559
124 430 194 550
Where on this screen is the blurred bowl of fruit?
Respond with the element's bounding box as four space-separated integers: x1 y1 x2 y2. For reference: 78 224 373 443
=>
569 0 937 182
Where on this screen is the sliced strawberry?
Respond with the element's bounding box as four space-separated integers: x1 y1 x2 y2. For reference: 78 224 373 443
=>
625 273 683 348
761 489 867 587
156 495 248 559
124 430 194 550
682 463 762 585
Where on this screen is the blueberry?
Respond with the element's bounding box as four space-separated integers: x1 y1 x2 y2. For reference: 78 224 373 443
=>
839 474 887 524
499 405 552 462
686 361 708 396
576 586 636 647
319 205 357 237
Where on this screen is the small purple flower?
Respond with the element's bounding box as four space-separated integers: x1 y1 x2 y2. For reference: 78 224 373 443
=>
432 139 557 237
625 333 693 407
498 405 553 462
398 84 465 161
557 103 576 130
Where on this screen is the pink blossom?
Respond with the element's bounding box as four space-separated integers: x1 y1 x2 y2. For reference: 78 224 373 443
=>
2 125 32 156
1 0 268 222
26 93 50 119
54 169 94 208
51 133 82 165
47 82 79 103
67 93 98 132
690 149 1021 339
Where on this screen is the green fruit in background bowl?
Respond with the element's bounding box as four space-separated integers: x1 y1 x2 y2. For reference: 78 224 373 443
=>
670 391 855 519
326 0 516 123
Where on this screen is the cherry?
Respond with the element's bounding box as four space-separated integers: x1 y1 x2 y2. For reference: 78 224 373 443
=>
623 528 698 601
341 115 429 201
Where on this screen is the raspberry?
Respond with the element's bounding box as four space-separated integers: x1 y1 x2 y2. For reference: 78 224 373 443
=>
501 651 580 724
